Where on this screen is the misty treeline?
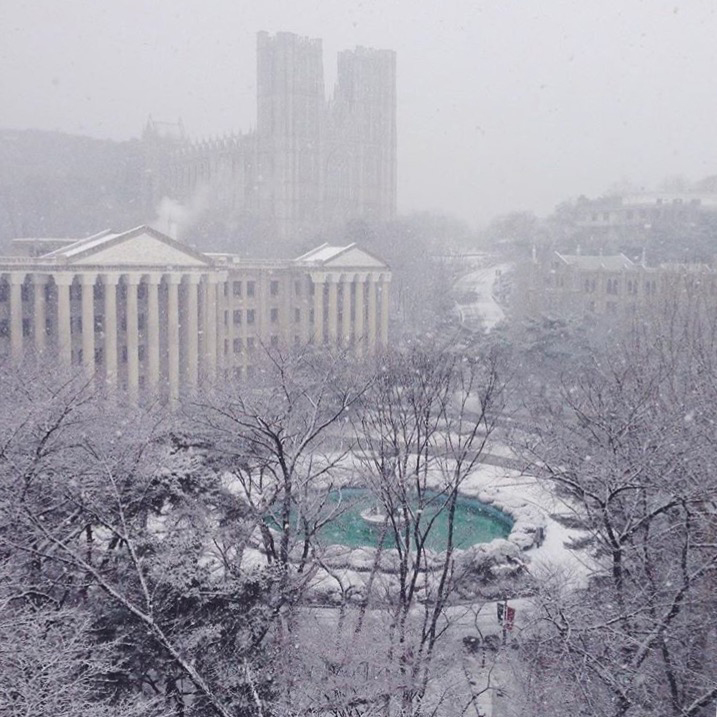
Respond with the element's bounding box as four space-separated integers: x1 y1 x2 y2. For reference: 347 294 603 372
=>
0 341 509 717
500 300 717 717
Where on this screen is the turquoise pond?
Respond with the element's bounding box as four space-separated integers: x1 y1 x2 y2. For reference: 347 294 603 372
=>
314 488 513 551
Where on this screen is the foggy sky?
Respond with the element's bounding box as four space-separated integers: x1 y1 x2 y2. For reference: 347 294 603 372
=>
2 0 717 227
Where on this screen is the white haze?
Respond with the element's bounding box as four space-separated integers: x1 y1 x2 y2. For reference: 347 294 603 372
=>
2 0 717 227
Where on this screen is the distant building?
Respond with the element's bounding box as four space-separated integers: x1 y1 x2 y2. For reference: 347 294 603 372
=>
517 250 717 319
574 192 717 230
1 226 391 403
144 31 397 243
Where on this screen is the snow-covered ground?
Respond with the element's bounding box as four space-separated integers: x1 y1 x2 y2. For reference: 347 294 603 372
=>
454 262 513 332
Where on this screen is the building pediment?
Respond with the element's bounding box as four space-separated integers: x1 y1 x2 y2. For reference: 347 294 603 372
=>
294 243 388 270
46 226 213 268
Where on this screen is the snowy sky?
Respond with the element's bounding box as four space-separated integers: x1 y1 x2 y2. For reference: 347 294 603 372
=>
2 0 717 226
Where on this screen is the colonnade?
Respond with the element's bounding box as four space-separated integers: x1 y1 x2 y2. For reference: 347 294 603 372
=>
0 265 391 402
310 271 390 351
0 269 223 404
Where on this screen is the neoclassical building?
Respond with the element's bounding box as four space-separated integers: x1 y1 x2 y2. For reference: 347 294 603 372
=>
2 226 391 402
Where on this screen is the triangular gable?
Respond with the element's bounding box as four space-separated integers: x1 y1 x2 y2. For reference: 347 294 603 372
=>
321 244 388 269
65 226 213 267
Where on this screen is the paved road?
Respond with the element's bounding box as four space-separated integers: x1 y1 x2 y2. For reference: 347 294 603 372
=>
454 263 512 332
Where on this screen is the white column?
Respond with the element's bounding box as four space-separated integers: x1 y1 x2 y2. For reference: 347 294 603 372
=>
80 274 96 377
184 275 199 389
9 274 25 361
33 275 48 355
354 275 366 354
312 275 325 344
55 274 73 366
215 273 227 376
300 276 311 345
125 275 140 401
327 275 338 344
379 275 391 348
146 273 161 393
103 274 119 389
167 275 180 406
367 275 378 351
202 275 218 382
341 278 352 346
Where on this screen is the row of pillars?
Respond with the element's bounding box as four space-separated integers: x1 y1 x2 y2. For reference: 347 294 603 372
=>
310 272 390 350
6 271 221 404
2 269 390 402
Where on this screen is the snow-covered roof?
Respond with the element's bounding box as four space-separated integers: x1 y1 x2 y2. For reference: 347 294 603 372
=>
294 242 388 269
555 253 636 271
42 230 119 258
294 243 350 263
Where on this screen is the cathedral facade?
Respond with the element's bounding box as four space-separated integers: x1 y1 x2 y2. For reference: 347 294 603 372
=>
144 32 397 242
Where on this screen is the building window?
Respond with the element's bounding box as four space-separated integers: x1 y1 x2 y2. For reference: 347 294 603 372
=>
22 319 30 337
71 317 83 334
233 310 242 325
232 281 242 296
309 309 315 324
246 337 256 353
0 319 8 336
294 280 302 296
233 338 243 353
94 316 104 332
45 318 52 336
121 346 128 363
94 347 103 363
270 280 279 296
138 314 146 330
606 278 619 295
270 335 279 347
270 308 279 323
247 309 255 324
627 279 638 295
294 308 301 323
246 281 255 298
138 345 145 361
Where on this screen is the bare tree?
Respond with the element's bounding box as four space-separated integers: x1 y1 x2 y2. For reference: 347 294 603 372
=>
511 319 717 717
